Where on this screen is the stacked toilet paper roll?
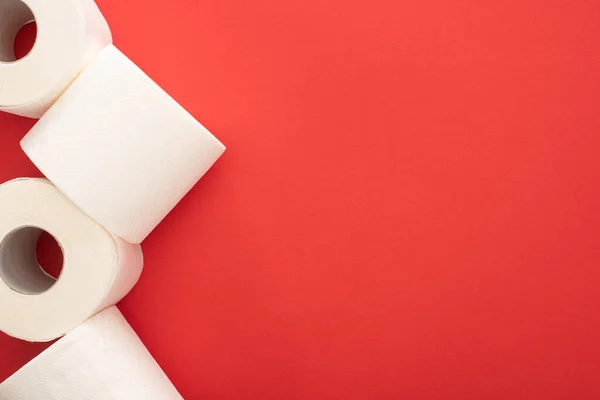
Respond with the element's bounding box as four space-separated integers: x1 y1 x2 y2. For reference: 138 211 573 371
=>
0 307 184 400
0 178 143 342
0 0 112 118
1 0 225 396
21 44 226 244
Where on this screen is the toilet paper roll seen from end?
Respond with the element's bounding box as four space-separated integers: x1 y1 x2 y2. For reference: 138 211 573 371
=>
0 306 184 400
0 0 111 118
0 178 143 342
21 44 226 243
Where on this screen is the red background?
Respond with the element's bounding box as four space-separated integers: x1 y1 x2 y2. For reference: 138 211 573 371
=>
1 0 600 398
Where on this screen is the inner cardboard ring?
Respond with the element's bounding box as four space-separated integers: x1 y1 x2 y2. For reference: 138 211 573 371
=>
0 0 36 63
0 226 64 294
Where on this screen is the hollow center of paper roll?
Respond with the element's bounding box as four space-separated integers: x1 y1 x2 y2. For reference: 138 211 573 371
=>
0 0 36 63
14 21 36 60
0 227 64 295
36 231 64 279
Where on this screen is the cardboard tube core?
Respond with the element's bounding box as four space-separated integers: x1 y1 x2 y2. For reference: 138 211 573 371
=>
0 226 61 294
0 0 35 63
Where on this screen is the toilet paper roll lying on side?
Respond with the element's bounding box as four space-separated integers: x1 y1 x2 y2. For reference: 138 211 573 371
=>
0 178 143 342
22 44 226 243
0 306 184 400
0 0 111 118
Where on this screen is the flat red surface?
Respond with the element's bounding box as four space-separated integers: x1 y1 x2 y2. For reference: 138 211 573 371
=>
2 0 600 398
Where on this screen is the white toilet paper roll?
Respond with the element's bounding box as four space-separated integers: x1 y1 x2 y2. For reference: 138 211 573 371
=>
21 44 226 243
0 178 143 342
0 0 111 118
0 306 184 400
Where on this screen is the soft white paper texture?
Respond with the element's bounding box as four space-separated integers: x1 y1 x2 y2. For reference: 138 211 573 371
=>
0 178 143 342
0 0 111 118
21 44 226 243
0 306 184 399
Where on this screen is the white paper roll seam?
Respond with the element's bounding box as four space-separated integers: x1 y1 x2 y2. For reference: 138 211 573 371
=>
0 307 184 400
0 0 111 118
0 178 143 342
22 44 226 243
